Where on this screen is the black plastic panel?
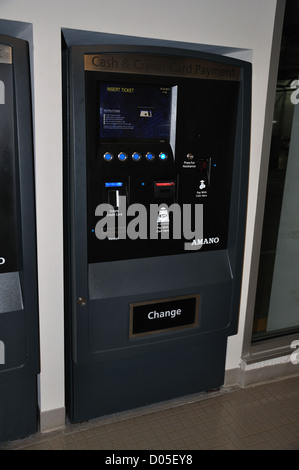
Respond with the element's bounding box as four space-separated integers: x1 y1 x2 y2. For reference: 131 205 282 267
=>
0 61 20 273
86 71 239 262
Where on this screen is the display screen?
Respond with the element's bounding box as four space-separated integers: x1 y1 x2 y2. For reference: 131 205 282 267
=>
99 83 174 141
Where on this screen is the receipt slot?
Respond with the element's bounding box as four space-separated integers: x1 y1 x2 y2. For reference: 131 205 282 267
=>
0 36 39 442
63 40 251 423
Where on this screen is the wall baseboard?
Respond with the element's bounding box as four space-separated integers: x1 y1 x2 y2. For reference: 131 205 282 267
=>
225 356 299 388
40 407 65 433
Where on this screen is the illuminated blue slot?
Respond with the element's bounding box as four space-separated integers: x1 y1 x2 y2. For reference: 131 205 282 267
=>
105 182 123 188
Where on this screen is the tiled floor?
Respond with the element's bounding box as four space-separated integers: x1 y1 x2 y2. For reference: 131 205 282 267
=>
1 375 299 450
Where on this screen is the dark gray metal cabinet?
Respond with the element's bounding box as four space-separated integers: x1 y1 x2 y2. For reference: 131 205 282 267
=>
63 33 251 423
0 35 39 442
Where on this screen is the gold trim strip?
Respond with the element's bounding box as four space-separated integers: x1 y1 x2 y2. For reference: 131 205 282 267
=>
0 45 12 64
84 53 240 81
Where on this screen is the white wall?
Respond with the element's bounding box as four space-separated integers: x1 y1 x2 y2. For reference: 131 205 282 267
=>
0 0 279 418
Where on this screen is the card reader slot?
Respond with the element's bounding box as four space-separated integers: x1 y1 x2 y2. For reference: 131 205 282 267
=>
103 181 127 208
108 189 120 208
154 180 176 200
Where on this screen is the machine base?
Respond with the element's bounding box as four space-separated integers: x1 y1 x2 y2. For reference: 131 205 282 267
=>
68 336 228 423
0 375 38 442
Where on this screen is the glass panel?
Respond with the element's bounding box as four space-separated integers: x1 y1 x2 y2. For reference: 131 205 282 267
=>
252 0 299 341
266 95 299 332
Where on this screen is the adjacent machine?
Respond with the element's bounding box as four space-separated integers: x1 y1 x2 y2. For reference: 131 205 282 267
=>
63 36 251 423
0 35 39 441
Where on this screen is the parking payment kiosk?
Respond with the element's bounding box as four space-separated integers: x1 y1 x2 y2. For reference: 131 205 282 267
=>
63 38 251 423
0 36 39 441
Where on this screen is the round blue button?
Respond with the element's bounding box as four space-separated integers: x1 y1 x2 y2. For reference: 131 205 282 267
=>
118 152 127 161
146 152 155 161
132 152 141 161
103 152 113 162
159 152 168 161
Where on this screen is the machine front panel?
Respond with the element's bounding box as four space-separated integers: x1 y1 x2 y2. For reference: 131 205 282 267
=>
85 53 240 263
